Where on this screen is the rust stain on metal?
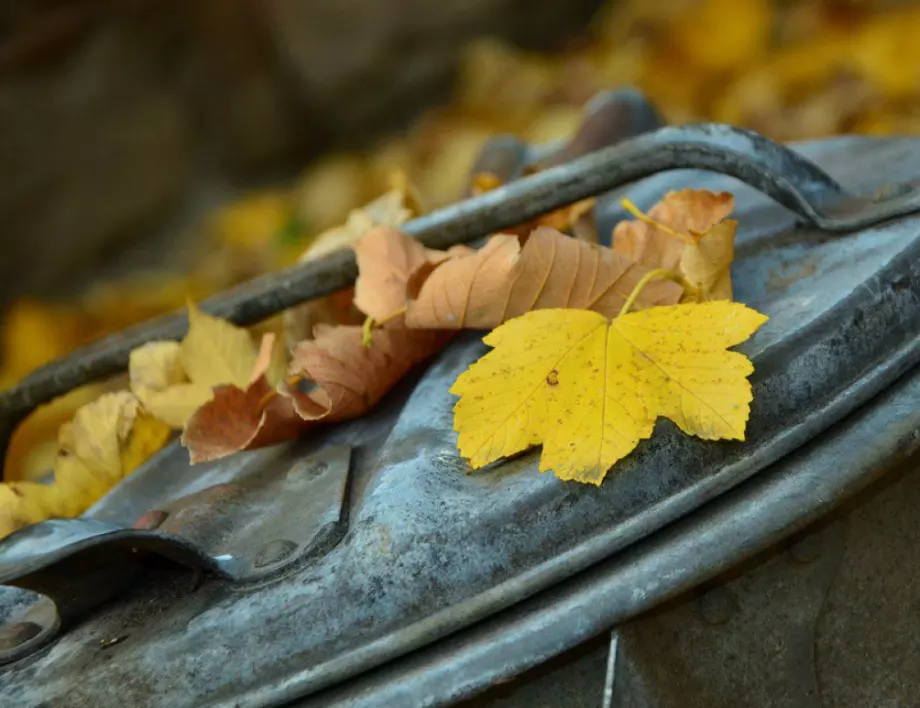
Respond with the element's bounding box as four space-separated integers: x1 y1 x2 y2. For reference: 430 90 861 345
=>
767 258 820 293
132 510 169 531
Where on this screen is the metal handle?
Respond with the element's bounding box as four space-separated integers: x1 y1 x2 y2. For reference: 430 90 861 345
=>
2 123 919 459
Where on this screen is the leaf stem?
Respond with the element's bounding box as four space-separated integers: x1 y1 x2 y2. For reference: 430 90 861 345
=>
257 375 302 412
620 198 697 245
617 268 687 320
361 307 408 348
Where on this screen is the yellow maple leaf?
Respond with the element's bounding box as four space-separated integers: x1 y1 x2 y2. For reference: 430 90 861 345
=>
451 302 768 485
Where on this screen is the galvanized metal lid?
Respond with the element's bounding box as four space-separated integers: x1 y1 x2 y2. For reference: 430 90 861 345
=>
3 109 920 706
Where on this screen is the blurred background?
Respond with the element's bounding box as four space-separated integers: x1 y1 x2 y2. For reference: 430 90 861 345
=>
3 0 920 482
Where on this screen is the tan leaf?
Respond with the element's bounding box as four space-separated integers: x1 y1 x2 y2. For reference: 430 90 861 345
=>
287 320 452 422
612 189 734 271
612 189 737 301
680 221 737 301
353 226 470 321
283 181 420 346
405 226 683 329
181 302 257 389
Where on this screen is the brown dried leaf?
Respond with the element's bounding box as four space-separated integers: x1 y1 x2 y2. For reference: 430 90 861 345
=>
287 320 452 422
612 189 737 301
612 189 734 271
181 377 308 464
405 226 683 329
283 181 421 346
182 332 308 463
353 226 471 321
182 319 451 463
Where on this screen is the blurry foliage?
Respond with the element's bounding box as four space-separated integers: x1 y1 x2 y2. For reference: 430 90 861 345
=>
4 0 920 482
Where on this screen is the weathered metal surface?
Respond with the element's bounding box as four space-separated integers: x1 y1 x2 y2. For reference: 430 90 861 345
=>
0 586 59 666
467 441 920 708
2 134 920 706
4 120 920 455
0 444 352 643
303 347 920 708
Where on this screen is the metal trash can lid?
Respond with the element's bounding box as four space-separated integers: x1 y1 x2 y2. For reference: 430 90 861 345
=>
3 114 920 706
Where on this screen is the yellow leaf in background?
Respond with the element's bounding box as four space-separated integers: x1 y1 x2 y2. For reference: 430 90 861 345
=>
0 300 86 386
669 0 772 72
129 342 213 429
0 392 172 540
210 191 292 252
451 302 767 485
295 155 369 234
181 303 256 390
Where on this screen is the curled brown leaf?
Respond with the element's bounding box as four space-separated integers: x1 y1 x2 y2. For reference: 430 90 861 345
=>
612 189 737 300
182 319 452 463
286 320 452 422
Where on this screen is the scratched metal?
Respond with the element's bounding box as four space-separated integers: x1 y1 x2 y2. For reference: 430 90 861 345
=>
461 439 920 708
300 342 920 708
4 135 920 707
0 445 352 596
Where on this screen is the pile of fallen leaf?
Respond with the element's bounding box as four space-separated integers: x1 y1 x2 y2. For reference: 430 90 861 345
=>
0 187 768 538
2 0 915 484
3 0 911 520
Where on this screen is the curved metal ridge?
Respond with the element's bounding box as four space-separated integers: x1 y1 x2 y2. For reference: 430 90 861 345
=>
3 123 920 454
295 348 920 708
4 133 920 708
0 519 233 585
